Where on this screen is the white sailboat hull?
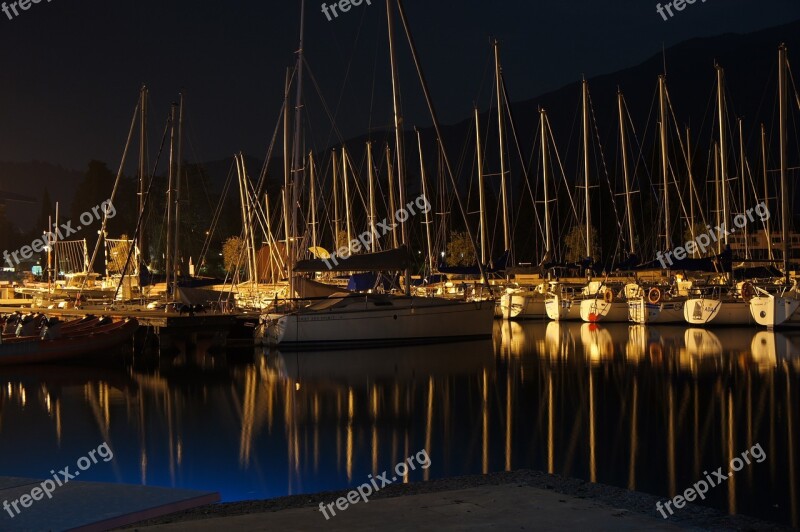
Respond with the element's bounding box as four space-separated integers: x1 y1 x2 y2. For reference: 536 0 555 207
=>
264 297 495 349
499 291 547 320
628 299 686 324
579 299 629 323
749 294 800 328
545 295 582 321
684 298 754 326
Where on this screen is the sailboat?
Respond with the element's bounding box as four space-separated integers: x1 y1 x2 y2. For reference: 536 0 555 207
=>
684 65 757 326
262 0 495 349
500 108 553 320
749 45 800 328
545 79 597 321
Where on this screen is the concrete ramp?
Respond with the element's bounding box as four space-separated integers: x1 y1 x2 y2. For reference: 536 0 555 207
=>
0 476 219 531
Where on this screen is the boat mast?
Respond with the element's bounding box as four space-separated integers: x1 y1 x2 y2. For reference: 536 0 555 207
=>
235 155 252 284
494 40 511 259
138 85 148 270
760 123 773 261
386 143 398 248
283 68 291 278
309 151 317 250
779 44 789 284
386 0 410 294
617 91 635 256
165 102 176 296
474 107 487 266
658 75 671 252
714 142 722 254
716 65 730 248
289 0 305 297
332 150 340 247
342 146 353 254
582 79 592 262
367 142 377 249
172 93 184 297
738 118 749 258
541 108 552 261
687 127 697 257
417 130 435 275
54 202 59 285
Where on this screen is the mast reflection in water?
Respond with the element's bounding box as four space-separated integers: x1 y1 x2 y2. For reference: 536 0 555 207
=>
0 324 797 526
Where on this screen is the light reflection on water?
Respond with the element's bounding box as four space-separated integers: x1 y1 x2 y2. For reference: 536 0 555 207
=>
0 324 797 526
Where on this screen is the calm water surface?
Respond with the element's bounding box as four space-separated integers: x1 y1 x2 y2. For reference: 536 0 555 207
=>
0 322 798 526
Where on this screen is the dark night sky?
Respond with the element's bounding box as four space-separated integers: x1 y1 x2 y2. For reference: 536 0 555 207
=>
1 0 799 170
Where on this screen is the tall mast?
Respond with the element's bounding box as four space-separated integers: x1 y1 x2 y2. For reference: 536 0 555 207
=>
582 79 592 261
687 127 697 256
342 146 353 253
332 150 340 247
309 151 317 250
54 203 59 286
738 118 749 258
417 130 435 274
617 91 635 256
289 0 305 296
658 75 671 252
367 142 377 248
165 103 176 296
474 107 487 265
494 40 511 257
714 142 722 254
172 93 184 297
283 68 291 275
386 0 410 294
138 85 148 269
235 155 252 283
716 65 730 247
779 44 789 283
386 143 398 248
540 108 552 260
761 123 773 261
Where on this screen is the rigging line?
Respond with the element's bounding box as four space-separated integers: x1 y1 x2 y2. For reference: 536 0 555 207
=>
587 89 623 238
545 118 579 221
498 73 544 243
183 117 215 211
664 85 696 232
113 112 173 300
302 56 348 148
198 160 236 270
76 96 140 301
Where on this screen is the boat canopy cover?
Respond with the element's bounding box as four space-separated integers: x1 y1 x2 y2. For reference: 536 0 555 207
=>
293 246 412 273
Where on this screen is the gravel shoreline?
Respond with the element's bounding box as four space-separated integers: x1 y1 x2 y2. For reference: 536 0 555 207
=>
123 469 789 530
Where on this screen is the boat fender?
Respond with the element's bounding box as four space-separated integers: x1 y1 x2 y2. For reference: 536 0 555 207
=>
648 287 662 304
603 290 614 304
741 282 755 301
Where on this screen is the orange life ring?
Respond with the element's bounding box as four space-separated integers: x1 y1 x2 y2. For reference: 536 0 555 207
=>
648 287 662 304
603 289 614 304
741 282 755 301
